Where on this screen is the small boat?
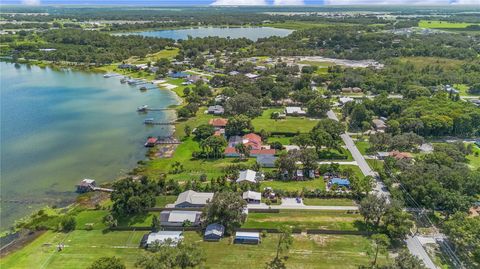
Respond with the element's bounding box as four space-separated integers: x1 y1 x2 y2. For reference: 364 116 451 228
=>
137 105 148 112
139 86 148 91
103 73 115 78
120 78 127 84
144 118 155 124
127 79 138 85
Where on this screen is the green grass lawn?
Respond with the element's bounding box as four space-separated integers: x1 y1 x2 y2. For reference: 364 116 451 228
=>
75 210 109 230
366 159 384 173
419 20 480 29
252 108 319 134
0 230 146 269
146 136 256 182
243 210 364 231
260 178 326 192
303 198 356 206
155 195 177 207
184 232 386 269
267 135 292 145
355 141 371 155
466 143 480 171
1 230 387 269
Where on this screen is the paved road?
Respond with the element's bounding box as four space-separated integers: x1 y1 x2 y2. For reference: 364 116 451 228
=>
327 110 437 268
406 236 437 269
326 110 389 200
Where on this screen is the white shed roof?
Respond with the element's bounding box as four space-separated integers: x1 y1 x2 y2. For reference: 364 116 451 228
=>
243 191 261 201
147 231 183 245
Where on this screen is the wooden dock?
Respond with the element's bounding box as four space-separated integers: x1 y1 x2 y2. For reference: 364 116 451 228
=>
146 108 175 111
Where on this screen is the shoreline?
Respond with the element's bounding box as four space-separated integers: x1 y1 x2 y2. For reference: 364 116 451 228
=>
0 60 183 235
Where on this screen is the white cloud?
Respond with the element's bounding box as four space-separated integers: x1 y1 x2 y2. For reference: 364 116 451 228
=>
324 0 453 4
210 0 267 5
273 0 306 5
451 0 480 4
22 0 41 5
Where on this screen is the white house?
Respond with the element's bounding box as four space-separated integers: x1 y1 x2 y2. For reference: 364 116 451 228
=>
160 210 202 226
284 107 307 116
242 191 261 204
174 190 214 208
236 169 264 184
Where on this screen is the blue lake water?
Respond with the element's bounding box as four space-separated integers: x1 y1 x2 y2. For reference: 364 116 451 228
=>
124 26 293 41
0 62 179 229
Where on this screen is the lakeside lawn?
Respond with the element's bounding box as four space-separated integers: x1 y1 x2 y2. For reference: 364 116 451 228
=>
252 108 319 134
1 230 386 269
145 136 256 181
243 210 365 231
303 198 356 206
263 21 355 30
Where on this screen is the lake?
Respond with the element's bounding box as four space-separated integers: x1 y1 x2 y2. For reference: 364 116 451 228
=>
123 26 293 41
0 62 179 229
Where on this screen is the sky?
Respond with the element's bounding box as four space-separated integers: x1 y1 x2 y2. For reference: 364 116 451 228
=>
6 0 480 6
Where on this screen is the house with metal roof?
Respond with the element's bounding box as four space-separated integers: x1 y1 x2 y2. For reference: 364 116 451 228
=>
234 231 261 244
204 223 225 241
174 190 214 208
243 191 261 204
256 155 277 168
160 210 202 227
236 170 264 184
207 105 224 115
284 107 307 116
143 231 184 247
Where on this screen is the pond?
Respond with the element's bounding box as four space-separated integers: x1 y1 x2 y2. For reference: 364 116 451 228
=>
0 62 179 230
121 26 293 41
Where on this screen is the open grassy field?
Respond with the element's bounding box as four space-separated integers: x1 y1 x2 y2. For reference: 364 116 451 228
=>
303 198 356 206
466 143 480 171
243 210 364 231
398 56 465 69
155 195 177 207
185 232 387 269
252 108 319 134
1 230 386 269
419 20 480 29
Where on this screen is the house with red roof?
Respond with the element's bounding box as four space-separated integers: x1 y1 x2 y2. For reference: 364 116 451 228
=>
224 133 275 157
209 118 228 128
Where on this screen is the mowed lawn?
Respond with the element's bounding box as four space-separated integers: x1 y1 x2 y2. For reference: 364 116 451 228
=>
0 230 146 269
146 136 256 181
419 20 480 29
252 108 319 134
466 143 480 170
184 232 386 269
2 230 386 269
243 210 364 231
